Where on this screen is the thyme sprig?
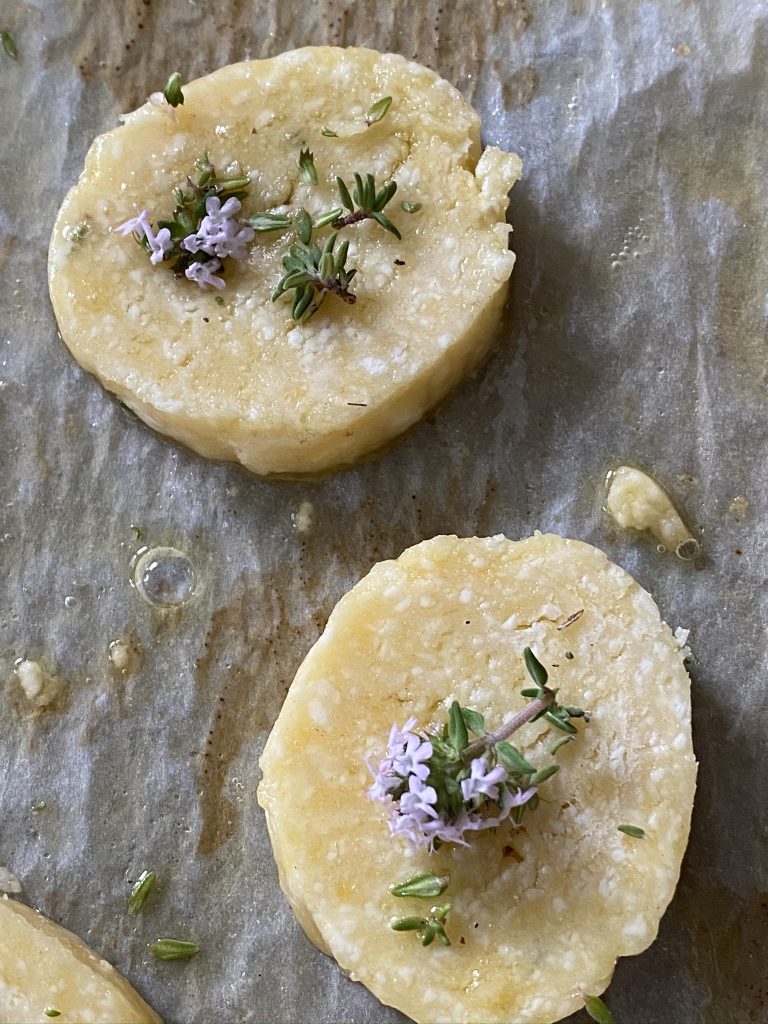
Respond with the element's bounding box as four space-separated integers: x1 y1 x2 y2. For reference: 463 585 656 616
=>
333 173 401 239
116 154 253 289
272 231 357 321
391 902 451 946
368 648 589 848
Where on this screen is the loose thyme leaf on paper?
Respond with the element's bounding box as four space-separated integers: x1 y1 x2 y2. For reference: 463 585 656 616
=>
149 938 200 961
128 869 157 913
584 995 617 1024
1 30 17 59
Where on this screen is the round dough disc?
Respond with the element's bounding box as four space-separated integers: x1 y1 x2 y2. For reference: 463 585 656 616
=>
48 47 521 476
258 534 697 1023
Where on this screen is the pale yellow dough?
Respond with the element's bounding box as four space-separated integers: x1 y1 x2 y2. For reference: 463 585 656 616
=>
258 533 697 1024
48 47 521 476
0 895 161 1023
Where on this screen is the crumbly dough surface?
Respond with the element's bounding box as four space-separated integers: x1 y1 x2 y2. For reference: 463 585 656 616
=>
258 533 697 1024
0 895 161 1024
49 47 521 476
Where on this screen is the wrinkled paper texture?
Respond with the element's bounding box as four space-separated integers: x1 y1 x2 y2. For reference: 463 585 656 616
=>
0 1 766 1022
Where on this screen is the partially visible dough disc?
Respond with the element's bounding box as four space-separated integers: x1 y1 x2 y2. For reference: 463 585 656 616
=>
48 47 521 476
0 895 161 1023
258 533 697 1024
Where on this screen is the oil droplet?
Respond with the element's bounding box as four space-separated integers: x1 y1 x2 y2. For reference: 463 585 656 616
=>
132 547 195 607
64 595 76 608
675 538 701 561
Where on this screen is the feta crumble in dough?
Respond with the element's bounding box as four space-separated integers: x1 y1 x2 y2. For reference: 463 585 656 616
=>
258 534 697 1024
0 895 161 1023
48 47 521 476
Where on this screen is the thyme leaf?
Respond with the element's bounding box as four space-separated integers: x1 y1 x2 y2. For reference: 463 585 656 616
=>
390 872 449 899
366 95 393 125
298 147 318 185
163 72 184 107
617 824 646 839
149 938 199 961
2 30 17 59
584 995 617 1024
128 870 157 913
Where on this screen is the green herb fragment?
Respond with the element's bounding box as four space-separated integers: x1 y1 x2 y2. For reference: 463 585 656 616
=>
128 870 157 913
400 201 422 214
295 208 313 246
529 764 560 785
564 651 574 660
43 1010 61 1019
448 701 469 751
298 147 318 185
390 916 425 931
550 734 575 755
460 707 485 735
524 646 549 688
332 173 401 239
496 741 535 775
149 938 199 961
2 30 17 59
214 295 225 306
366 95 393 125
390 872 450 899
617 824 646 839
543 710 579 734
32 801 46 811
272 232 357 321
520 687 545 699
248 212 292 233
163 72 184 107
584 995 617 1024
320 126 338 137
391 904 451 947
312 207 344 230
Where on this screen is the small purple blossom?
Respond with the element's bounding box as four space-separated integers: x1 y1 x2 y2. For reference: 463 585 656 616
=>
368 708 545 851
182 196 254 261
185 259 226 290
116 209 153 237
115 210 173 265
461 758 508 802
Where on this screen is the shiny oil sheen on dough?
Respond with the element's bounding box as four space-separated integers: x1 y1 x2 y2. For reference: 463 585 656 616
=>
258 534 697 1024
0 895 161 1024
48 47 521 477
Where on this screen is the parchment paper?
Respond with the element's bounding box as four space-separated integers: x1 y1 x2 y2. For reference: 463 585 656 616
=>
1 1 766 1022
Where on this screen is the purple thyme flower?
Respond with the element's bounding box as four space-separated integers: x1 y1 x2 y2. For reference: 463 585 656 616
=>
116 210 173 264
185 259 226 290
460 758 508 802
182 196 254 261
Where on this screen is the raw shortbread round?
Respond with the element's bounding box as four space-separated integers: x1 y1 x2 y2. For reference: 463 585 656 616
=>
258 534 697 1024
48 47 521 476
0 895 160 1023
